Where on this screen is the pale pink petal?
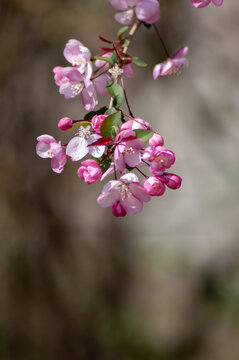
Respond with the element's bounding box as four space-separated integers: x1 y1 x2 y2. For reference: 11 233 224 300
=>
120 194 143 215
136 0 160 24
93 74 111 96
101 163 115 181
121 173 139 182
87 134 105 158
124 151 140 168
37 135 56 143
36 142 51 158
153 64 163 80
109 0 129 10
97 181 121 207
114 9 134 25
173 46 189 59
123 63 134 78
51 151 67 173
130 183 151 202
81 80 98 111
114 145 126 171
66 137 88 161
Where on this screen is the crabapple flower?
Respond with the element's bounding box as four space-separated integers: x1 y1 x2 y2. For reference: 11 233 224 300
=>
144 176 165 196
114 130 145 171
121 117 152 131
91 114 108 134
36 135 67 173
53 66 110 111
110 0 160 25
161 173 182 190
95 52 134 78
153 46 189 78
97 173 150 215
58 117 73 131
63 39 92 74
77 159 102 184
143 145 175 175
190 0 223 8
149 133 164 146
66 126 105 161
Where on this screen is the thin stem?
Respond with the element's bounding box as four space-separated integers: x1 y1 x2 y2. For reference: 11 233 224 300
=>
114 163 117 180
121 75 134 117
91 69 109 81
153 24 170 58
136 167 148 179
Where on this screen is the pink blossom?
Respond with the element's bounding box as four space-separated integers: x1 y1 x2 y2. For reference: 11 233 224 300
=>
63 39 92 74
190 0 223 8
149 133 164 146
66 126 105 161
114 130 145 171
143 145 175 175
110 0 160 25
144 176 165 196
121 117 152 131
58 117 73 131
161 173 182 190
97 173 150 215
153 46 189 78
36 135 67 173
53 66 110 111
77 159 102 184
91 114 108 135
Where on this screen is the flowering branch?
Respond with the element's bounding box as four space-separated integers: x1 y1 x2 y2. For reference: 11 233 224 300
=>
36 0 223 217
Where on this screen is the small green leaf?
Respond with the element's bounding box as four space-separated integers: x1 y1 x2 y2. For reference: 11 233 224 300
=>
93 56 113 64
134 129 154 142
132 56 148 67
105 107 117 115
117 26 129 39
93 157 111 174
111 51 120 64
84 106 108 121
67 121 91 131
101 111 121 139
106 82 124 108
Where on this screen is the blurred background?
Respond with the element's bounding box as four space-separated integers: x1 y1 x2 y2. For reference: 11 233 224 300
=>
1 0 239 359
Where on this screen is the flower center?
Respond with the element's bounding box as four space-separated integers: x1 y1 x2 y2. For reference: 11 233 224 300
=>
77 125 91 139
124 147 134 155
109 64 124 80
71 83 84 96
47 150 53 158
120 183 131 201
71 57 86 67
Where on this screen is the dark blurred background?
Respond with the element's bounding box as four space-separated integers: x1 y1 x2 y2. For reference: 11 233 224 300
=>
1 0 239 359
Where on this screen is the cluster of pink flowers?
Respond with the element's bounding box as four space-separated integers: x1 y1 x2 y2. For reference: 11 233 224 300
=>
36 0 223 217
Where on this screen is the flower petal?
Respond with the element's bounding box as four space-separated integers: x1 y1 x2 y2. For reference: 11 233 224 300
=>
66 136 88 161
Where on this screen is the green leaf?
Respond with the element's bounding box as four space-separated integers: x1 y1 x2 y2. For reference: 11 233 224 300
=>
93 157 111 174
117 26 129 39
67 121 91 131
106 81 124 108
134 129 154 142
111 51 120 64
101 111 121 139
84 106 108 121
93 56 113 64
105 107 117 115
132 56 148 67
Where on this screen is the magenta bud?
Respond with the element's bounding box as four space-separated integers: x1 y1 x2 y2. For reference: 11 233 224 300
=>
77 159 102 185
58 117 73 131
149 133 164 146
144 177 165 196
163 173 182 190
112 201 127 217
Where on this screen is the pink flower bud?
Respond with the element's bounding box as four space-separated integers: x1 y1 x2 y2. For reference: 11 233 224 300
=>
112 201 127 217
144 177 165 196
91 114 108 134
163 173 182 190
77 159 102 184
58 117 73 131
149 133 164 146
